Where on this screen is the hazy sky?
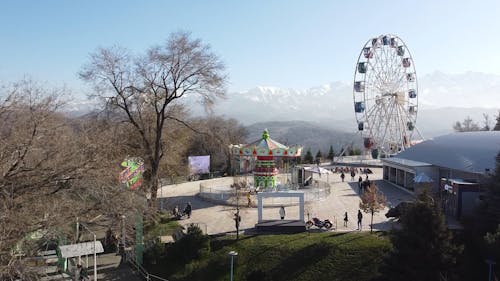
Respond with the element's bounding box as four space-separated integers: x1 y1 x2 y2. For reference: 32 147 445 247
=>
1 0 499 93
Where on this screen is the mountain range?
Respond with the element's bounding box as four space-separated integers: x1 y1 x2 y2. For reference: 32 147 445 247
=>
211 71 500 139
65 72 500 153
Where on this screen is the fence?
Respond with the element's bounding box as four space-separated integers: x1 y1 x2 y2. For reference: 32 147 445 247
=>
199 181 331 207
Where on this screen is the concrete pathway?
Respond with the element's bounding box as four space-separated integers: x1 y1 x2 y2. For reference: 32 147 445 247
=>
159 168 415 235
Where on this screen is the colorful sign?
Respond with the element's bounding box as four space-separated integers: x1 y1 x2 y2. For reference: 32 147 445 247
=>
119 157 145 190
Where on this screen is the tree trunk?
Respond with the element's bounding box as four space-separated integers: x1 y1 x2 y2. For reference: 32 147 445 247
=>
149 162 159 211
370 210 374 233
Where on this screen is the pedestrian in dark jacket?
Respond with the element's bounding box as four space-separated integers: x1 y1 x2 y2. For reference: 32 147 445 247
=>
357 210 363 230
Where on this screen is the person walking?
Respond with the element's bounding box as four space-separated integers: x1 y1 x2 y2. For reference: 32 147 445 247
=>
358 176 363 193
247 191 252 207
279 206 286 220
343 211 348 227
234 209 241 238
350 170 355 181
184 202 192 219
340 172 345 182
357 210 363 231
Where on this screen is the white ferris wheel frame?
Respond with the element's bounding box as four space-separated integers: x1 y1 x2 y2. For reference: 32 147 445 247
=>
353 34 421 155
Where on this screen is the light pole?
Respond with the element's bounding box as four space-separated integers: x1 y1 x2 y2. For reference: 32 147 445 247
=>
80 223 98 281
228 250 238 281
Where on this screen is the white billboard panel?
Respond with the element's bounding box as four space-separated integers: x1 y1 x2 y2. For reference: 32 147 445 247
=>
188 155 210 175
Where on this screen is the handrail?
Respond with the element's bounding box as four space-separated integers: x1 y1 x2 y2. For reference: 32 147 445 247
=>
126 251 169 281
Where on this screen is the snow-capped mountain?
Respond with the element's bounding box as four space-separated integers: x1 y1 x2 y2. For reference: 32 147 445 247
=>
210 72 500 137
65 71 500 138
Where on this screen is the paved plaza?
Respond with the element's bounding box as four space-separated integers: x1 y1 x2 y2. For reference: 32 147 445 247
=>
158 168 415 235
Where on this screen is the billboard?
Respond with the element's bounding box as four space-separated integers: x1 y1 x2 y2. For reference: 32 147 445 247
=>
188 155 210 175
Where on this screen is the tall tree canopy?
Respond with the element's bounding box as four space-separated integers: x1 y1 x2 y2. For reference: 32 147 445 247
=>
380 193 462 281
0 80 144 280
359 184 387 233
327 145 335 161
80 31 227 208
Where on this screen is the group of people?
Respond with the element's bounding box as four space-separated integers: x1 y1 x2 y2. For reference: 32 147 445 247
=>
343 210 364 230
334 166 372 174
338 166 372 183
172 202 192 219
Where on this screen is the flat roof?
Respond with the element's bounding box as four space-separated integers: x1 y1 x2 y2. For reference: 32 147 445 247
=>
382 157 432 167
58 241 104 258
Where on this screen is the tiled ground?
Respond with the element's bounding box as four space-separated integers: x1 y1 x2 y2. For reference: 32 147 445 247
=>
159 168 415 235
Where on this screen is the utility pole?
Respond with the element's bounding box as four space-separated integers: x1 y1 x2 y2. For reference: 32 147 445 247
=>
120 215 126 256
76 217 79 243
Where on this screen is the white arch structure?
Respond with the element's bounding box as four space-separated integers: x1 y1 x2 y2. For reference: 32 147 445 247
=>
257 191 305 223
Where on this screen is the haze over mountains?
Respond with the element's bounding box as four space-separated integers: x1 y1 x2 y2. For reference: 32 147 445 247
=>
213 71 500 138
67 71 500 153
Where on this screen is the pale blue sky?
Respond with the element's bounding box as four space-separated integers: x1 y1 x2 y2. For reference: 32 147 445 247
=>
1 0 499 93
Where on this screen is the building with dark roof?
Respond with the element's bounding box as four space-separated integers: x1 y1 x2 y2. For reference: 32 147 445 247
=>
381 131 500 218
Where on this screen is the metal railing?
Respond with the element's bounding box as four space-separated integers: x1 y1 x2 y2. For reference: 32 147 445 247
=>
126 251 169 281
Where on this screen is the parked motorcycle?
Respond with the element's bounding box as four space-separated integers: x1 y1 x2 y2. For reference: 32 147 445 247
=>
306 217 333 229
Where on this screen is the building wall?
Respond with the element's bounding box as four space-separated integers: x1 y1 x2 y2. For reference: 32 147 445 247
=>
460 191 481 218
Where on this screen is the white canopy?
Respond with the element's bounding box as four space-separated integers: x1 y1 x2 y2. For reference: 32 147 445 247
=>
304 166 332 174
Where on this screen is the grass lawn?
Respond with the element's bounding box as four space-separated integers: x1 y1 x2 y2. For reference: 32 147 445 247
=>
144 214 182 241
146 231 391 281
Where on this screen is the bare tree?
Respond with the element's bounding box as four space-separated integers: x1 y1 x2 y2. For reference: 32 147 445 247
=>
359 183 387 233
186 116 248 174
453 116 481 132
483 113 491 131
80 31 227 209
494 110 500 131
0 80 146 280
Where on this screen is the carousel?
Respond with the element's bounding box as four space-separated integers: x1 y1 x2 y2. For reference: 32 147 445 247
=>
230 129 302 190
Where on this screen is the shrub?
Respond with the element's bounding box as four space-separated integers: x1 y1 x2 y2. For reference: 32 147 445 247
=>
167 224 210 263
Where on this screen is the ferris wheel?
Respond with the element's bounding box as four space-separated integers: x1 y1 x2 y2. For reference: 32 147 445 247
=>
353 34 420 156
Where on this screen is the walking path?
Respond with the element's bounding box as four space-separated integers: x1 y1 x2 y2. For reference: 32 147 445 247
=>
158 168 415 235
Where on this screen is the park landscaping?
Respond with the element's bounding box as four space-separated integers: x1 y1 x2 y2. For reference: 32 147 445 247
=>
144 231 391 281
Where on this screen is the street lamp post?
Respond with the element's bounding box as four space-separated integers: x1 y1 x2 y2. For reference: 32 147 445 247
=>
228 251 238 281
80 223 98 281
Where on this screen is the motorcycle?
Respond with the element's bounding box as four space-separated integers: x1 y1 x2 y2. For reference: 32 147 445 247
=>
306 217 333 229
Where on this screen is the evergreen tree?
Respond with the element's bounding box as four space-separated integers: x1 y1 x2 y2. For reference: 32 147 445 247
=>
327 145 335 161
315 150 322 160
315 150 322 165
479 151 500 232
380 192 463 281
303 149 314 164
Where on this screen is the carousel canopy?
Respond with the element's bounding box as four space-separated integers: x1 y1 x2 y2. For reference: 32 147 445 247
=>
304 166 332 174
230 129 302 157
